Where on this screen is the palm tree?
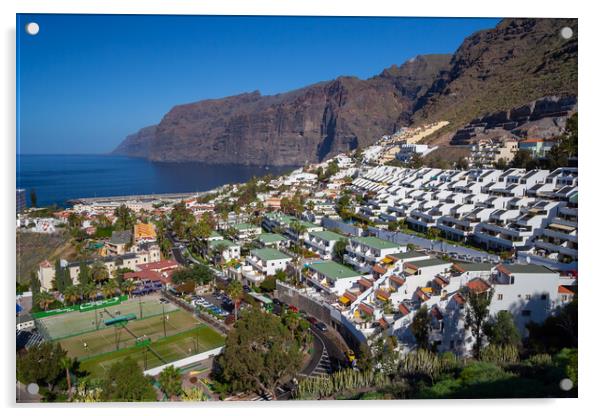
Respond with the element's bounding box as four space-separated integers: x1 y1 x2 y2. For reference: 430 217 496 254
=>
90 262 109 285
212 242 229 268
63 285 80 305
102 279 118 299
120 279 136 298
59 356 73 399
82 283 97 301
226 281 244 321
34 291 54 311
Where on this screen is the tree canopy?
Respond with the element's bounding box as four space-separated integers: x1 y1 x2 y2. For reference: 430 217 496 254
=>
215 307 305 399
100 357 156 402
170 263 214 286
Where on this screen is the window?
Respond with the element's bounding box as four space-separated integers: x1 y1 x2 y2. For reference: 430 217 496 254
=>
521 310 531 317
541 294 547 300
497 294 503 300
562 295 568 302
525 294 532 300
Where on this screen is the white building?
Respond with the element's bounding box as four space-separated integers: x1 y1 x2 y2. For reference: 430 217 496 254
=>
305 230 346 260
344 236 405 273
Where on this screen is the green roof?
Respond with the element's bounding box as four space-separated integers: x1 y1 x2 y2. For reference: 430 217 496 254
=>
501 264 556 274
309 261 361 280
232 222 260 231
352 236 401 250
454 262 495 272
406 258 451 268
251 248 291 261
309 230 345 242
257 233 287 243
308 261 360 281
209 239 237 249
390 250 428 260
209 231 222 238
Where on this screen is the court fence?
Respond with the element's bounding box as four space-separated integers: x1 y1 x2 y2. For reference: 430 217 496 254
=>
32 295 128 319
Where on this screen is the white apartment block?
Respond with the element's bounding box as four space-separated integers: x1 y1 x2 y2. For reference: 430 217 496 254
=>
351 165 577 269
344 236 405 273
304 230 346 260
245 248 292 278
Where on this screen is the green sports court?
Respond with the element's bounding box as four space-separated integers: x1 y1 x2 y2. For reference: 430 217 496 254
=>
36 295 179 341
35 294 225 378
78 324 225 378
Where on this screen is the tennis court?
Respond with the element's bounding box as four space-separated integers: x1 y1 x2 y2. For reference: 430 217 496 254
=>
37 294 178 340
79 324 225 378
59 308 202 359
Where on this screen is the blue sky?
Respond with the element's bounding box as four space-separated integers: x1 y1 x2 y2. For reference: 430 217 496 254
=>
17 14 500 154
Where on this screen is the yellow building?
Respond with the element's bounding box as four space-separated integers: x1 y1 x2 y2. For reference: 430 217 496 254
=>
134 222 157 242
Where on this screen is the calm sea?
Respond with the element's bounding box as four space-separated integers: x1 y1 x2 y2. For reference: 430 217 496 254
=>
16 154 295 207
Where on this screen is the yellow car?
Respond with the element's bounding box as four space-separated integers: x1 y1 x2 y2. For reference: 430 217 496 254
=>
346 350 356 363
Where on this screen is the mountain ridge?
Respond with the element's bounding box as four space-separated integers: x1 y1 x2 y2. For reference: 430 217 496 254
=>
113 18 577 165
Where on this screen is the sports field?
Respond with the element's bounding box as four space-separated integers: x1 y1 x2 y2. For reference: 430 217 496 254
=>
79 325 225 378
58 308 202 358
37 294 179 340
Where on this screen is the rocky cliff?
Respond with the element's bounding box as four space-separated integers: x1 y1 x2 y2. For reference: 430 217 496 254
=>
113 18 578 165
112 125 156 158
113 55 451 166
413 18 577 128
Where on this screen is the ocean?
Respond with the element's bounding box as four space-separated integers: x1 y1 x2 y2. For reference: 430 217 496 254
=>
16 154 295 207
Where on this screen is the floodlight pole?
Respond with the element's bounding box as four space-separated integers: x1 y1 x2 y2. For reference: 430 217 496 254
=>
139 295 143 319
162 303 167 338
95 307 99 330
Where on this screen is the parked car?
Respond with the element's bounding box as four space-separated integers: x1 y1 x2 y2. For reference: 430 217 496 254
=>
315 322 328 332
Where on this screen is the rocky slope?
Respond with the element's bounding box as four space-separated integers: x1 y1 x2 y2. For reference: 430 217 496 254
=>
113 55 451 165
413 18 577 129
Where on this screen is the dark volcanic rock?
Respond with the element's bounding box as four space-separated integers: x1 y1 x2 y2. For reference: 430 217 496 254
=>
112 125 156 158
114 55 450 166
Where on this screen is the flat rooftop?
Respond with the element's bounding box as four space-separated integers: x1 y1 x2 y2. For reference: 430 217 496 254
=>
352 236 401 250
308 261 360 280
257 233 287 243
250 248 291 261
309 230 345 241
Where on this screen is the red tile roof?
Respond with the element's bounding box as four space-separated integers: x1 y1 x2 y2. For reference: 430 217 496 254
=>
433 276 449 287
415 288 431 302
372 264 387 275
466 278 491 294
359 303 374 316
138 259 179 272
358 278 374 288
389 275 406 286
375 288 391 300
398 303 410 316
378 318 389 329
124 270 163 282
343 291 358 302
558 285 576 295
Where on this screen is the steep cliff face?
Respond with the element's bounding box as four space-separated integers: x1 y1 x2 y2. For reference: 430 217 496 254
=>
114 55 451 166
413 18 578 128
113 18 578 164
112 125 156 158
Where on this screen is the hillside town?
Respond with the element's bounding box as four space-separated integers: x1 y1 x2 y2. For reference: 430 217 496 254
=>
16 113 578 401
